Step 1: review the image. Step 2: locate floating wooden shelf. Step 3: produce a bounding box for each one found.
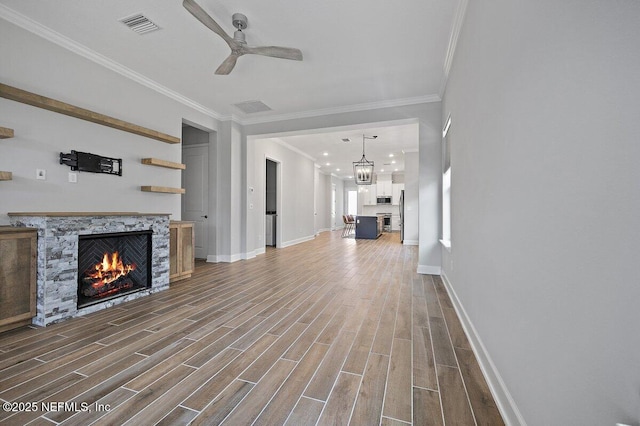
[0,126,14,139]
[141,186,185,194]
[1,127,15,179]
[0,83,180,144]
[141,158,186,170]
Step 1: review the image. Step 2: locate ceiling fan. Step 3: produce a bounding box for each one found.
[183,0,303,75]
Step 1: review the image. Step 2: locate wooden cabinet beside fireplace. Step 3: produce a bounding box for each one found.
[169,221,195,282]
[0,227,37,332]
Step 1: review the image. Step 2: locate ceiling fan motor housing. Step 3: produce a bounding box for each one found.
[232,13,247,43]
[232,13,248,30]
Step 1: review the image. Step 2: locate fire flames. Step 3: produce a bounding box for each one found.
[86,251,136,288]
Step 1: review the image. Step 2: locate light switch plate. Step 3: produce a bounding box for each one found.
[68,172,77,183]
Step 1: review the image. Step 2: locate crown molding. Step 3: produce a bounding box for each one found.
[0,3,223,121]
[238,94,442,126]
[440,0,469,97]
[273,138,316,162]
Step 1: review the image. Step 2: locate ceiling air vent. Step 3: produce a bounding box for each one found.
[233,100,272,114]
[119,14,160,35]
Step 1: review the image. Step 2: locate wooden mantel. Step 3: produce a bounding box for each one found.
[0,83,180,144]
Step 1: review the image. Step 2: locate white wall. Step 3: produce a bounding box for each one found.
[0,20,219,224]
[251,138,316,251]
[417,104,442,272]
[314,168,331,233]
[442,1,640,424]
[403,151,419,244]
[331,175,345,230]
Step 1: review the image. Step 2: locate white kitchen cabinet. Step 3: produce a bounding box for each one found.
[377,179,392,196]
[392,183,404,205]
[360,185,377,205]
[367,185,377,205]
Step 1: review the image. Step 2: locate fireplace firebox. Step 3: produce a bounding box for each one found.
[77,230,152,309]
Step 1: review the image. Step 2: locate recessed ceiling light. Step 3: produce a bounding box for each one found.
[391,160,396,164]
[394,168,398,171]
[323,152,328,156]
[380,169,385,172]
[389,154,394,158]
[348,176,353,179]
[336,168,340,171]
[326,163,330,166]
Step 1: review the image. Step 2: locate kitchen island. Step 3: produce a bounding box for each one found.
[355,215,383,239]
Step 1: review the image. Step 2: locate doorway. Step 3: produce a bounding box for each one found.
[265,158,278,247]
[182,124,212,259]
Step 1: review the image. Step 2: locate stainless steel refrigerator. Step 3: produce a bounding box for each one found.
[399,190,404,243]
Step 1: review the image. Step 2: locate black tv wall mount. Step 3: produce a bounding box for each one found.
[59,150,122,176]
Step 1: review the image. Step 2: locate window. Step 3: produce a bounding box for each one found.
[441,114,452,250]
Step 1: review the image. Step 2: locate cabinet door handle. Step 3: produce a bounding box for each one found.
[201,215,208,219]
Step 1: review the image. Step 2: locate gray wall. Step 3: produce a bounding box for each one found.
[182,125,210,146]
[442,0,640,424]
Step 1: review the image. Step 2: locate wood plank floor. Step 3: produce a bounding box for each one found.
[0,231,504,425]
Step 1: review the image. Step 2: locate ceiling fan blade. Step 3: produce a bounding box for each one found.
[183,0,234,46]
[215,53,240,75]
[243,45,303,61]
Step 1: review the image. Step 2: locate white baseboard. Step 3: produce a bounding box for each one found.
[403,239,419,246]
[254,247,266,256]
[440,272,527,426]
[241,251,256,260]
[281,234,315,248]
[206,253,244,263]
[416,264,441,275]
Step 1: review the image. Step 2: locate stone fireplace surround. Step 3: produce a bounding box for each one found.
[8,212,170,326]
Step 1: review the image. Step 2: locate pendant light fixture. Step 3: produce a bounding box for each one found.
[353,134,377,185]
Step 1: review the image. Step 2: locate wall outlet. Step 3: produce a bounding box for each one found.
[36,169,46,180]
[68,172,77,183]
